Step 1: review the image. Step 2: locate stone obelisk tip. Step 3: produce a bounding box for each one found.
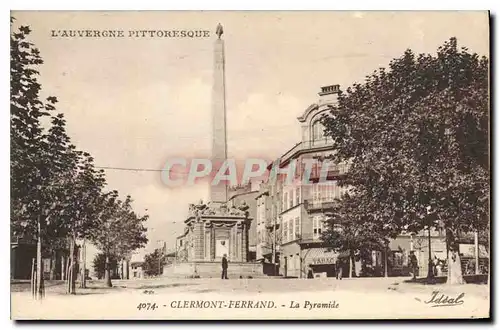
[216,23,223,39]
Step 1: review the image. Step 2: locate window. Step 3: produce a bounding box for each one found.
[295,187,300,205]
[311,181,342,205]
[288,219,293,242]
[313,215,324,239]
[283,221,288,243]
[294,217,300,239]
[289,190,294,208]
[283,192,288,211]
[312,121,326,142]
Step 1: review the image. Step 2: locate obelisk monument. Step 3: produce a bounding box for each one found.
[173,25,258,271]
[210,23,228,203]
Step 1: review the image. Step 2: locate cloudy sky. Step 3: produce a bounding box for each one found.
[12,11,488,262]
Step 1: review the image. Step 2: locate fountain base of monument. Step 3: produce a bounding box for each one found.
[169,200,264,278]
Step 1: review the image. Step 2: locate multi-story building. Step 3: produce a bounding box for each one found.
[255,179,284,275]
[271,84,350,278]
[250,85,346,278]
[255,182,269,262]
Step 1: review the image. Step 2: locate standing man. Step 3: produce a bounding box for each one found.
[432,256,439,277]
[221,254,228,279]
[409,251,418,281]
[335,257,343,280]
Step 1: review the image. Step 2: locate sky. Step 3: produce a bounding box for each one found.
[11,11,489,264]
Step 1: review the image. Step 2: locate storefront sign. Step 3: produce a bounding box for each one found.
[311,257,336,265]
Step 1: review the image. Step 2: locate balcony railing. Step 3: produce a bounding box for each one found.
[309,162,349,181]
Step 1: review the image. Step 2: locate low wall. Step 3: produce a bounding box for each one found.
[163,261,264,279]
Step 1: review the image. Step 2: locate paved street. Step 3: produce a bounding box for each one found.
[11,277,489,320]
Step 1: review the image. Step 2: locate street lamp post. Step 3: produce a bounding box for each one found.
[426,207,435,280]
[427,226,434,279]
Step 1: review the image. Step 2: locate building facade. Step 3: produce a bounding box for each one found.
[228,182,261,261]
[272,84,350,278]
[11,236,81,281]
[130,261,144,279]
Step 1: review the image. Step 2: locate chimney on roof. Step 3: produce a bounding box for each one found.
[318,84,340,106]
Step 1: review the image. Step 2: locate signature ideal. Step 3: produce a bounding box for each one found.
[423,291,465,307]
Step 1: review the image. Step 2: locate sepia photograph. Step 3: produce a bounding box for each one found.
[9,10,490,320]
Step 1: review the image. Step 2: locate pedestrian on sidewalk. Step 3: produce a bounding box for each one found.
[335,257,343,280]
[432,256,439,277]
[221,254,228,279]
[409,251,418,281]
[307,267,314,279]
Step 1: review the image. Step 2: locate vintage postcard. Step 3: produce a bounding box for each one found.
[10,11,490,320]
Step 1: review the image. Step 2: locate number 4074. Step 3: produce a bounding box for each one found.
[137,303,158,310]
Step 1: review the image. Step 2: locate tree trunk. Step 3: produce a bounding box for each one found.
[30,258,36,299]
[80,239,87,288]
[66,237,76,294]
[35,219,44,300]
[49,250,56,280]
[349,250,356,278]
[446,229,464,285]
[125,259,129,280]
[104,253,112,287]
[61,255,66,280]
[447,249,464,284]
[384,246,389,278]
[65,257,70,281]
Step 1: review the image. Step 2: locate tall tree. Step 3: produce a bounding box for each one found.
[56,151,107,293]
[322,38,489,284]
[143,248,166,277]
[89,194,148,287]
[10,19,65,299]
[11,17,149,297]
[92,252,119,280]
[322,192,392,277]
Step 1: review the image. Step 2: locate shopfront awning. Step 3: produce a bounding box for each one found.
[303,248,340,266]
